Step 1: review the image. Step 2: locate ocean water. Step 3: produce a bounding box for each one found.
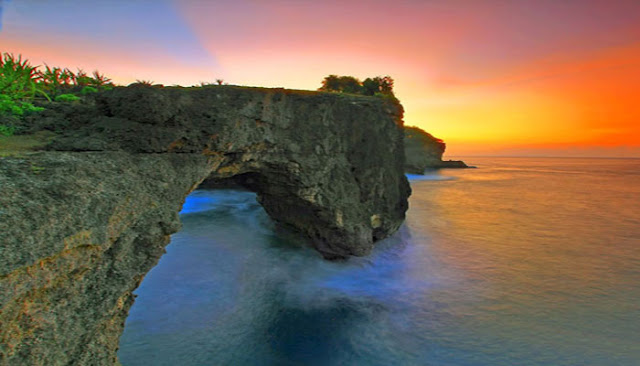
[118,157,640,366]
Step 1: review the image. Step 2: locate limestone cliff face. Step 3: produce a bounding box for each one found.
[403,125,468,173]
[0,85,410,365]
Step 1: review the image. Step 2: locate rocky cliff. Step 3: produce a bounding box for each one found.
[0,85,410,365]
[404,125,468,173]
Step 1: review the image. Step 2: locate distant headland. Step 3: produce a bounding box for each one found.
[403,125,469,173]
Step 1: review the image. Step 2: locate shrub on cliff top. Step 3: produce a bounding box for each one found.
[134,79,154,86]
[0,53,116,121]
[319,75,363,94]
[37,65,73,98]
[37,66,114,97]
[81,86,98,95]
[1,52,115,99]
[0,53,49,101]
[319,74,396,98]
[55,93,81,102]
[0,94,43,116]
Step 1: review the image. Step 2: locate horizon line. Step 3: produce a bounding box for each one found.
[446,155,640,159]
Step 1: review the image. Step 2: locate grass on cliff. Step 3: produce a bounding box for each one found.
[0,52,116,137]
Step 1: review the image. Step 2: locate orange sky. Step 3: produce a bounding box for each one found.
[1,0,639,157]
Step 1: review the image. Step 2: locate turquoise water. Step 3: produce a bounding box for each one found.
[118,158,640,365]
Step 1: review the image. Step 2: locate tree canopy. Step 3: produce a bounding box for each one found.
[362,76,394,96]
[319,75,395,97]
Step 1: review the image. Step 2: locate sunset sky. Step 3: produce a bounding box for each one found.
[1,0,639,157]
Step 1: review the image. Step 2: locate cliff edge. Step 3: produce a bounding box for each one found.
[0,85,410,365]
[404,125,468,173]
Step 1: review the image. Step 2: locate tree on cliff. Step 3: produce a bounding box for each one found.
[319,75,363,94]
[319,74,395,97]
[362,76,394,96]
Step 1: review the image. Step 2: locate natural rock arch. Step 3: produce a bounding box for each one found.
[0,86,410,365]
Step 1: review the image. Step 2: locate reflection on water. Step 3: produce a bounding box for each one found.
[119,158,640,366]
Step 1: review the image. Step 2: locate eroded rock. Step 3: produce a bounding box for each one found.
[0,85,410,365]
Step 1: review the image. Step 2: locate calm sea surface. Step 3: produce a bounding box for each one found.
[118,157,640,366]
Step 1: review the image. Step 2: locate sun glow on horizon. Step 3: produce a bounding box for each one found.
[2,0,640,157]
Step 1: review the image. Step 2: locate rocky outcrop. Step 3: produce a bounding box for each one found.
[0,85,410,365]
[403,125,468,173]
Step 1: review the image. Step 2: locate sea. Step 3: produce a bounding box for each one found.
[118,157,640,366]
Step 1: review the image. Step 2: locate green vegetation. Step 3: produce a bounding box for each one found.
[55,93,81,102]
[0,94,44,116]
[0,124,16,136]
[0,53,116,142]
[0,52,114,117]
[0,53,46,101]
[36,66,113,98]
[0,93,43,136]
[0,53,114,102]
[319,75,395,97]
[81,86,98,95]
